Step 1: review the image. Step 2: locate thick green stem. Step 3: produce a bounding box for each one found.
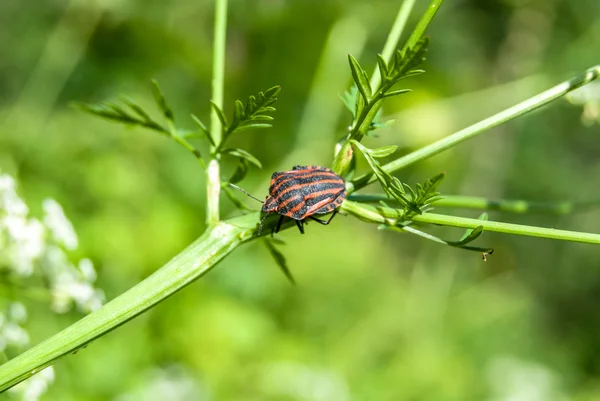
[206,0,228,225]
[341,200,600,244]
[0,216,258,392]
[348,65,600,193]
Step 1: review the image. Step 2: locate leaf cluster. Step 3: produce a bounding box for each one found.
[376,37,429,95]
[75,81,173,137]
[350,140,444,217]
[346,37,429,136]
[211,86,280,191]
[211,86,280,147]
[77,81,280,185]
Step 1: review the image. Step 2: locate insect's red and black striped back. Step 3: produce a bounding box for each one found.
[263,165,346,220]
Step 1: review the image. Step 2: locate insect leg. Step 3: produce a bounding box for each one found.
[308,210,338,225]
[295,219,305,234]
[272,215,285,236]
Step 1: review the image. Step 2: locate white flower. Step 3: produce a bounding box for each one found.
[0,303,30,353]
[0,175,28,217]
[486,356,566,401]
[0,173,105,399]
[114,365,210,401]
[0,174,46,276]
[260,362,350,401]
[566,81,600,104]
[78,258,97,282]
[44,247,105,314]
[8,366,55,401]
[42,198,78,250]
[2,217,45,276]
[566,81,600,126]
[9,302,28,323]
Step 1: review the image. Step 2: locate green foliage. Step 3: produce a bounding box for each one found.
[332,31,429,178]
[346,38,428,135]
[212,85,280,147]
[5,0,600,398]
[227,158,249,184]
[380,212,494,258]
[403,172,445,215]
[151,80,175,124]
[210,86,280,191]
[377,38,428,93]
[221,148,262,169]
[76,81,207,165]
[264,239,295,284]
[78,82,279,187]
[75,96,170,136]
[351,140,421,215]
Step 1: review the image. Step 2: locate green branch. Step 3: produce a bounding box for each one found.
[349,194,599,214]
[206,0,228,225]
[341,200,600,245]
[412,213,600,244]
[348,65,600,193]
[332,0,443,176]
[402,0,444,52]
[369,0,416,90]
[0,216,258,392]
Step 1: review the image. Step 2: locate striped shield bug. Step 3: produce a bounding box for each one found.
[230,165,346,235]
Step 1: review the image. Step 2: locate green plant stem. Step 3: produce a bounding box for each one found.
[349,194,598,214]
[0,216,258,392]
[370,0,417,90]
[206,0,228,225]
[412,213,600,243]
[340,200,600,244]
[332,0,442,176]
[348,65,600,193]
[402,0,443,52]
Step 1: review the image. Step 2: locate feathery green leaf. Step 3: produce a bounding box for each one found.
[222,148,262,169]
[151,80,174,123]
[264,240,295,285]
[348,54,372,103]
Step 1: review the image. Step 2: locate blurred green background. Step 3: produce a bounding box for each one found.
[2,0,600,399]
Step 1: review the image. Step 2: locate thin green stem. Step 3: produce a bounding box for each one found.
[402,0,444,52]
[341,200,600,244]
[206,0,228,225]
[332,0,443,176]
[413,213,600,244]
[433,195,590,214]
[387,224,493,255]
[348,65,600,193]
[210,0,227,148]
[348,194,599,215]
[370,0,417,90]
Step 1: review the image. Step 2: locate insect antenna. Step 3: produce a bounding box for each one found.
[257,212,271,236]
[228,183,270,235]
[228,183,264,204]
